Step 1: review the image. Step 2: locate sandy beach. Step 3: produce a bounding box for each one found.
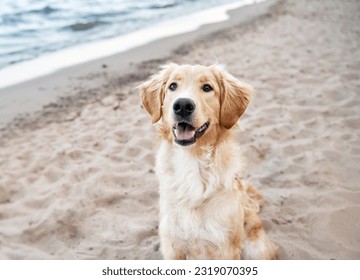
[0,0,359,260]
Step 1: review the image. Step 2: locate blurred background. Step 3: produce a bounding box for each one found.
[0,0,241,70]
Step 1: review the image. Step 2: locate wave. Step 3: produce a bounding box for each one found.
[65,21,109,32]
[0,0,260,89]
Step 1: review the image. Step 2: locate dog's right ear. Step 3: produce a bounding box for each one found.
[138,64,176,123]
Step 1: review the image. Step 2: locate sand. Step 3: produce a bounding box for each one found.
[0,0,359,259]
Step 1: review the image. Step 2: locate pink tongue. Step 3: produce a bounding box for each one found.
[175,126,195,140]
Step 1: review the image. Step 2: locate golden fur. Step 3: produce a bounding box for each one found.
[139,64,277,259]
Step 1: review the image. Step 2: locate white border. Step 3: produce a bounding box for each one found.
[0,260,358,280]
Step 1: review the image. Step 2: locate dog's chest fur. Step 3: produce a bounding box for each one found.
[156,141,244,251]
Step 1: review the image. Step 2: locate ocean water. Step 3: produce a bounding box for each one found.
[0,0,257,88]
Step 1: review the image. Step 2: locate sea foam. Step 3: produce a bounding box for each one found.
[0,0,261,89]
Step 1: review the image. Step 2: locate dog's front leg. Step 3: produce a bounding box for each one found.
[160,235,186,260]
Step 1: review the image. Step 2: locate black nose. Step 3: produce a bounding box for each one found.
[173,98,196,118]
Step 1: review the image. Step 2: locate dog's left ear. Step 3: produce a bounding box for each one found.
[217,67,253,129]
[138,64,176,123]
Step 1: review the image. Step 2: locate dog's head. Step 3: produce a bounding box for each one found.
[139,64,253,147]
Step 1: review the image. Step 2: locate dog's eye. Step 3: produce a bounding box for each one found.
[169,82,177,91]
[202,84,213,92]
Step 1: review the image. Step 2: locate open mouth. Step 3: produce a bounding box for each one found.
[172,121,209,146]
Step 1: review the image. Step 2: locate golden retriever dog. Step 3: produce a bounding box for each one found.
[139,64,277,260]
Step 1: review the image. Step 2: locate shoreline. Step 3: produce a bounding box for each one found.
[0,0,260,90]
[0,0,278,132]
